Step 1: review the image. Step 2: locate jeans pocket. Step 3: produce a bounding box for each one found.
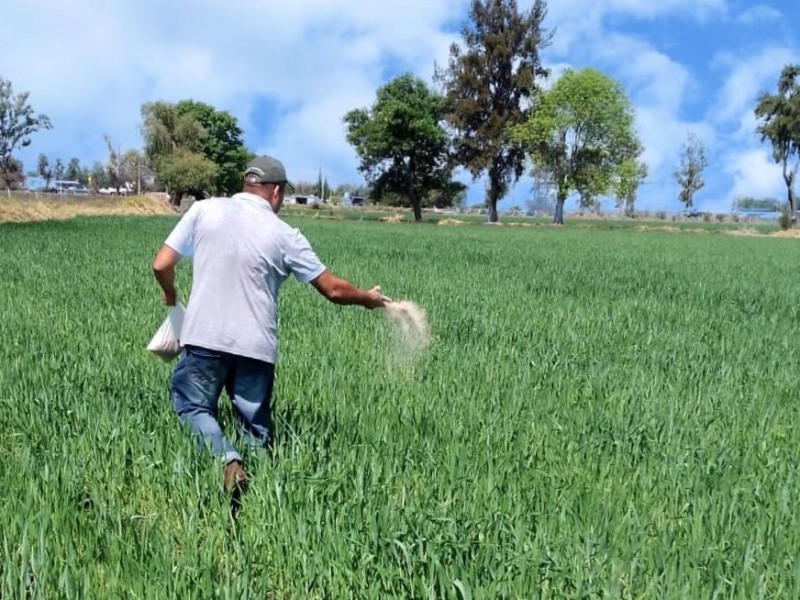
[185,345,224,360]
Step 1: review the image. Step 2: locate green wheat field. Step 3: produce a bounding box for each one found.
[1,215,799,598]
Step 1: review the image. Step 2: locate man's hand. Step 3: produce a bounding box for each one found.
[365,286,391,310]
[311,272,391,309]
[162,289,177,306]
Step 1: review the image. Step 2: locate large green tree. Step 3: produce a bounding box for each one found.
[344,73,453,221]
[673,133,707,211]
[755,64,800,228]
[0,77,51,195]
[510,68,643,224]
[174,100,250,196]
[435,0,550,222]
[158,148,217,201]
[141,101,217,205]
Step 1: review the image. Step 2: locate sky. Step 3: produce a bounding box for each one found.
[1,0,798,214]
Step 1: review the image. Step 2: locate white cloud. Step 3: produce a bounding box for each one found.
[0,0,462,184]
[539,0,728,55]
[735,4,782,24]
[2,0,797,216]
[722,147,788,205]
[712,46,798,124]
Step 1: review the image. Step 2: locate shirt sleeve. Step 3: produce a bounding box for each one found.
[164,204,199,257]
[284,228,326,283]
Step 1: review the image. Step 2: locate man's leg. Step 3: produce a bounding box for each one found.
[225,357,275,451]
[170,345,242,465]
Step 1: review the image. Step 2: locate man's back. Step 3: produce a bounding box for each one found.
[165,193,325,363]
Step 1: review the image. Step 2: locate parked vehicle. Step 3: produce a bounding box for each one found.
[54,180,90,196]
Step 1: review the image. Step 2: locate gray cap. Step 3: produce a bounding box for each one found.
[244,155,293,190]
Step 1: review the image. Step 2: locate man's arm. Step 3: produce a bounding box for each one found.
[152,245,182,306]
[310,271,389,310]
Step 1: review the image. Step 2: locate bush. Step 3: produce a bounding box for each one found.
[656,211,666,220]
[779,208,791,230]
[703,212,712,223]
[715,214,725,223]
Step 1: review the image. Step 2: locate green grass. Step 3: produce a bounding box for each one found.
[1,215,799,598]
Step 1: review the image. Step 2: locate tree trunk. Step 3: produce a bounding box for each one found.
[784,163,796,228]
[553,194,566,225]
[406,167,421,222]
[412,199,422,222]
[488,200,498,223]
[487,172,500,223]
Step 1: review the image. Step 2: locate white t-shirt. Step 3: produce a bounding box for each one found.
[164,192,326,363]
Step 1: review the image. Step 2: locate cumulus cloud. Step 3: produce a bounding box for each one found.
[734,4,783,24]
[0,0,462,182]
[712,46,798,125]
[723,148,787,204]
[2,0,798,214]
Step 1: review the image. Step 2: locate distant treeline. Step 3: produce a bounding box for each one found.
[734,197,782,212]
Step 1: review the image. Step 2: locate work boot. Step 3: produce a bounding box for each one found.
[223,460,249,494]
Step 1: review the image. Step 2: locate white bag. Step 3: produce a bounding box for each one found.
[147,303,185,361]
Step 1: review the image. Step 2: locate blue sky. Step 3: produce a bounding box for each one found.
[1,0,798,214]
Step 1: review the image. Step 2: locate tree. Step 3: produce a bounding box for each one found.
[104,135,122,192]
[120,149,147,194]
[89,161,110,191]
[158,148,217,202]
[615,156,648,217]
[755,64,800,227]
[344,73,454,221]
[3,158,25,190]
[315,169,324,198]
[66,157,81,181]
[435,0,550,223]
[142,101,207,205]
[53,158,65,182]
[673,133,707,210]
[510,68,643,224]
[526,164,556,215]
[426,180,468,209]
[0,77,52,195]
[174,100,250,196]
[37,153,53,189]
[142,100,248,204]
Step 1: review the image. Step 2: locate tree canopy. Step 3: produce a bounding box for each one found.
[510,68,643,224]
[755,64,800,227]
[174,100,250,196]
[436,0,550,222]
[142,100,235,205]
[344,73,454,221]
[673,133,708,210]
[0,77,52,194]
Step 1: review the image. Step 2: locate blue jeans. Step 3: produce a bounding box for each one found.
[170,345,275,464]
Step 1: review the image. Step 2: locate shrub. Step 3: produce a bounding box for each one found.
[779,208,791,230]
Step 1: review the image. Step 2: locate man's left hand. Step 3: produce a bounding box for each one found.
[162,289,177,306]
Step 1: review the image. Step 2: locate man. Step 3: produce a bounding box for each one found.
[152,155,388,494]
